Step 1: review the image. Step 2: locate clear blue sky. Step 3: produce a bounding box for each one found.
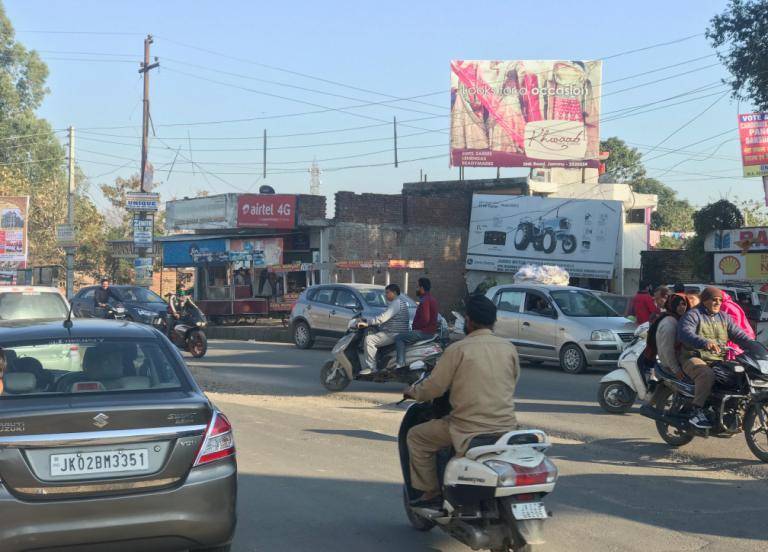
[5,0,759,214]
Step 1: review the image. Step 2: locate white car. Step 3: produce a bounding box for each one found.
[0,286,70,321]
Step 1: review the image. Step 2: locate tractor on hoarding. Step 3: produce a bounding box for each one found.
[514,215,577,254]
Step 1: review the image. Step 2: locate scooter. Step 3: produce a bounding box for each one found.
[320,314,444,392]
[597,323,651,414]
[153,302,209,358]
[400,392,557,551]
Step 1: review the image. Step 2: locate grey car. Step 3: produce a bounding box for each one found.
[483,284,636,374]
[0,319,236,552]
[290,284,423,349]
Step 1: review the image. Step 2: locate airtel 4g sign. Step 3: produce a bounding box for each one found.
[237,194,296,229]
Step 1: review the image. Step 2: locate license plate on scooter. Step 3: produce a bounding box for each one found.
[511,502,548,520]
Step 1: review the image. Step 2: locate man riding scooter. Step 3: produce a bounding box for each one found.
[678,286,753,429]
[403,295,520,508]
[357,284,410,375]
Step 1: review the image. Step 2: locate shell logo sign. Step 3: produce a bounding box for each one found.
[718,255,741,276]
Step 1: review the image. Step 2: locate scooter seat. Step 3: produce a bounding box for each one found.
[413,336,438,346]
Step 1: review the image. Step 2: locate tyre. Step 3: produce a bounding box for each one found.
[402,486,435,531]
[598,381,636,414]
[320,360,350,392]
[559,344,587,374]
[514,223,533,250]
[540,229,557,253]
[561,234,577,254]
[293,320,315,349]
[743,400,768,462]
[188,331,208,358]
[653,387,694,447]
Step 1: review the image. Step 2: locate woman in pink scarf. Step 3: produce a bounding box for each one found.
[722,292,755,357]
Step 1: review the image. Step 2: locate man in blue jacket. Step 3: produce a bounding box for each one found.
[677,286,753,429]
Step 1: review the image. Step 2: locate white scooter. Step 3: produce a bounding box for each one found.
[400,393,557,551]
[597,323,651,414]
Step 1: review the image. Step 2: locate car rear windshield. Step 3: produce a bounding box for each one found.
[0,292,69,320]
[0,338,184,398]
[550,290,620,317]
[360,290,416,308]
[114,287,166,304]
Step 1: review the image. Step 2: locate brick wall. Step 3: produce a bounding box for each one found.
[335,192,403,224]
[328,178,529,312]
[297,194,326,224]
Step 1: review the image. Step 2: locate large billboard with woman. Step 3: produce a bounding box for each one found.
[450,60,602,168]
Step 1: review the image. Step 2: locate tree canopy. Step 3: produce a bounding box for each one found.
[708,0,768,110]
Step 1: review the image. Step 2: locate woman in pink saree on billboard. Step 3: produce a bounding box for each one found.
[450,62,490,150]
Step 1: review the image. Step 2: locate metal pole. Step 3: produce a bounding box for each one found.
[66,126,75,299]
[263,129,267,178]
[393,116,398,168]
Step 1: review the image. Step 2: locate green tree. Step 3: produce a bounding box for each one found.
[600,137,646,182]
[600,138,695,231]
[733,196,768,226]
[707,0,768,110]
[0,2,108,277]
[688,199,745,279]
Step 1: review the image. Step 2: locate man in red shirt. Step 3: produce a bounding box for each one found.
[629,281,658,325]
[394,278,439,368]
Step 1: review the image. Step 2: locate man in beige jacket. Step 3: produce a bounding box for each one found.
[404,295,520,507]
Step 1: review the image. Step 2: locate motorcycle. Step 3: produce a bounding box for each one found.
[598,323,651,414]
[399,392,557,552]
[153,302,209,358]
[99,303,127,320]
[320,314,444,392]
[639,340,768,462]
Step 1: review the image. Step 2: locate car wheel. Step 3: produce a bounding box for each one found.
[559,344,587,374]
[293,320,315,349]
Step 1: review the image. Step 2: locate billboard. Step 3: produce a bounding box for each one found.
[229,238,283,267]
[166,194,236,230]
[237,194,296,228]
[738,113,768,177]
[162,238,228,267]
[465,195,622,279]
[713,252,768,283]
[705,227,768,253]
[450,60,602,168]
[0,197,29,281]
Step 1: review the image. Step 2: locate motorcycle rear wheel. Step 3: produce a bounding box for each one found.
[653,387,694,447]
[320,360,350,392]
[743,400,768,463]
[402,486,435,532]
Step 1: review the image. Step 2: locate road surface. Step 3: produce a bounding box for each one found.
[188,340,768,551]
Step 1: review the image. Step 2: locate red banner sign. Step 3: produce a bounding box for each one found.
[237,194,296,228]
[739,113,768,177]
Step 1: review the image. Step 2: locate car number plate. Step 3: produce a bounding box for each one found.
[511,502,548,520]
[50,449,149,477]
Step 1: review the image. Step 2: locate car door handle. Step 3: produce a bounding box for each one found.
[522,322,530,327]
[330,310,336,315]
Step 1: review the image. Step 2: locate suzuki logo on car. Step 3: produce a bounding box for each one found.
[92,413,110,428]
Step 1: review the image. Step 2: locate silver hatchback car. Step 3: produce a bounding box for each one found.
[482,284,636,374]
[290,284,421,349]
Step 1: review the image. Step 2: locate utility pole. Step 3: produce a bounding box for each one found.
[139,34,159,192]
[136,34,159,288]
[66,126,75,299]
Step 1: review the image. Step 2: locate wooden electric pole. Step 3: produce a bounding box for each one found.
[65,126,75,299]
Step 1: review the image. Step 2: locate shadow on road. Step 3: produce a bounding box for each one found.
[306,428,398,443]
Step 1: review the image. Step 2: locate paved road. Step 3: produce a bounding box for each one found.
[188,340,768,551]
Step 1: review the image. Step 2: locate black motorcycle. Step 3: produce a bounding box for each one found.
[640,341,768,462]
[154,302,208,358]
[96,302,127,320]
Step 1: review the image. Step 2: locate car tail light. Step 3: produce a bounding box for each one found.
[194,411,236,466]
[484,458,558,487]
